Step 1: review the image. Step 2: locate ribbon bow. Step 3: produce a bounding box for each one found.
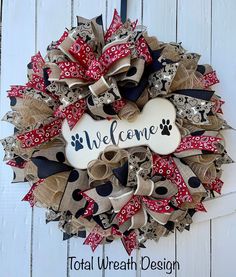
[58,37,131,82]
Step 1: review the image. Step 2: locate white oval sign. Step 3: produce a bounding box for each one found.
[62,98,181,169]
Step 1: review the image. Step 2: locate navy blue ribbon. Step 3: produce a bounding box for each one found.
[120,0,127,23]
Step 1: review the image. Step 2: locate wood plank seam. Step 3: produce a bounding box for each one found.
[175,0,178,43]
[67,239,70,277]
[175,1,178,276]
[137,1,143,275]
[71,0,74,28]
[209,217,215,277]
[30,0,38,276]
[210,1,213,275]
[68,2,74,277]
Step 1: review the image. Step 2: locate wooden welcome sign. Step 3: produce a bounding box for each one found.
[62,98,181,169]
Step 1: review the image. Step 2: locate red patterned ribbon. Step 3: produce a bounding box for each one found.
[104,9,123,42]
[204,178,224,194]
[152,154,193,205]
[6,160,27,168]
[212,98,225,114]
[68,37,96,69]
[58,62,88,81]
[83,229,104,252]
[175,136,222,153]
[111,226,123,237]
[121,231,138,256]
[22,179,44,207]
[54,99,87,129]
[56,31,69,48]
[59,42,131,81]
[26,74,46,93]
[112,98,127,113]
[7,85,26,98]
[195,202,207,212]
[26,74,59,100]
[104,9,140,73]
[202,71,219,88]
[116,195,142,225]
[80,192,95,217]
[87,43,130,80]
[84,226,137,255]
[135,37,153,64]
[131,20,138,30]
[142,196,174,213]
[17,119,62,148]
[116,195,174,226]
[31,52,45,75]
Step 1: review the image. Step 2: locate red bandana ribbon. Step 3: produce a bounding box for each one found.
[31,52,45,75]
[152,154,193,205]
[80,192,96,217]
[59,41,131,81]
[204,178,224,194]
[83,229,104,252]
[175,136,221,153]
[201,71,219,88]
[6,160,27,168]
[116,195,142,225]
[84,226,137,255]
[116,195,174,226]
[8,85,27,98]
[54,99,87,129]
[212,98,225,114]
[121,231,138,256]
[17,119,63,148]
[26,74,46,93]
[135,37,153,64]
[104,9,123,42]
[22,179,44,207]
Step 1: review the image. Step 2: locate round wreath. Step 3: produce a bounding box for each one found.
[1,10,233,255]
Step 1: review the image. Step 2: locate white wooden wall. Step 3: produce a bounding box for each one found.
[1,0,236,276]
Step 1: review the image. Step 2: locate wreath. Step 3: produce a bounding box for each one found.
[1,10,233,255]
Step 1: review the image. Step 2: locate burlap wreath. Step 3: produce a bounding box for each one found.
[1,10,233,255]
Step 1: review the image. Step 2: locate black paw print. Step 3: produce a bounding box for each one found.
[71,134,84,151]
[160,119,172,136]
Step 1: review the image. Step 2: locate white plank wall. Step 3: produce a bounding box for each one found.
[1,1,236,277]
[0,1,35,277]
[141,2,177,277]
[176,1,211,277]
[32,2,71,277]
